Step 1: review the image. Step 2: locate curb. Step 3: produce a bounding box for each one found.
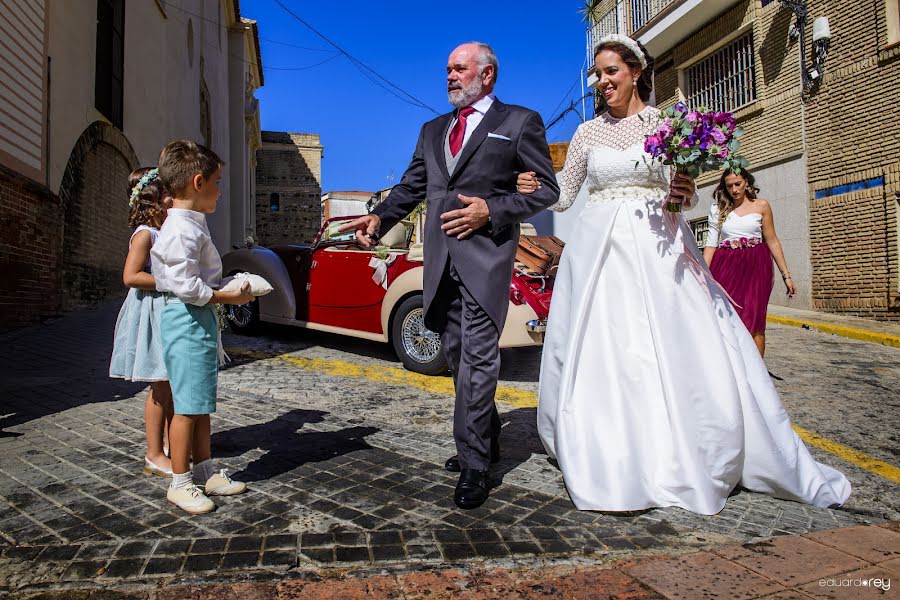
[767,315,900,349]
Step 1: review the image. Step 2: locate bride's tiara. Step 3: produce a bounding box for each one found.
[596,34,648,69]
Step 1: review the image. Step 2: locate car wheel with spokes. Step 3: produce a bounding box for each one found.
[224,297,260,335]
[391,295,447,375]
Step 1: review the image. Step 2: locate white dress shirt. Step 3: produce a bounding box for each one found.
[448,93,495,150]
[151,208,222,306]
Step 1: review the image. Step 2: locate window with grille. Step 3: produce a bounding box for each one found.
[689,217,709,249]
[685,33,756,113]
[95,0,124,129]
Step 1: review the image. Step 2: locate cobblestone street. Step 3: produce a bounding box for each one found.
[0,301,897,596]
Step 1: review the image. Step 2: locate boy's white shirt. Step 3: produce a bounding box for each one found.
[151,208,222,306]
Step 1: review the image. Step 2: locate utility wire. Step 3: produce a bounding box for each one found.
[271,0,440,115]
[546,93,593,131]
[163,5,340,71]
[161,1,338,56]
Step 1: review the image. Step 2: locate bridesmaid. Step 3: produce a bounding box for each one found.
[703,168,796,357]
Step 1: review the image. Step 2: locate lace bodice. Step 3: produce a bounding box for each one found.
[551,106,691,211]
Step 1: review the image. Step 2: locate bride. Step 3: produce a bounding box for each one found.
[516,34,850,515]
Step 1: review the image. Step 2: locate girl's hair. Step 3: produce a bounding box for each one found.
[594,39,655,102]
[127,167,168,229]
[713,167,760,229]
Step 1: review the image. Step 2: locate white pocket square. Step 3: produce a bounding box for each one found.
[487,132,511,141]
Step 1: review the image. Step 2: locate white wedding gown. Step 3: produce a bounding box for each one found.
[538,106,850,515]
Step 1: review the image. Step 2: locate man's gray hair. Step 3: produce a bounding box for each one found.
[467,41,499,82]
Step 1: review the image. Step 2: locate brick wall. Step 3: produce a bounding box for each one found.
[654,0,804,188]
[255,131,323,245]
[645,0,900,320]
[804,0,900,321]
[0,165,62,330]
[61,142,134,311]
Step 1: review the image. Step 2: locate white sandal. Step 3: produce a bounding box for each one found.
[143,456,173,477]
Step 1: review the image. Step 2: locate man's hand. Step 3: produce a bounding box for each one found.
[440,194,490,240]
[337,214,382,249]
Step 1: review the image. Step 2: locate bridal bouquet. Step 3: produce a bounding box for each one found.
[643,102,748,212]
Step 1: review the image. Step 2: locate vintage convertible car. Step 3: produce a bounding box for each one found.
[222,216,553,375]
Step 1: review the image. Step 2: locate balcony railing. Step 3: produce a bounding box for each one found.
[586,0,678,65]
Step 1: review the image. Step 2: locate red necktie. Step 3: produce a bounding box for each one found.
[449,107,476,157]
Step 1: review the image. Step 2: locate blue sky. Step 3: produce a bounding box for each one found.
[242,0,591,192]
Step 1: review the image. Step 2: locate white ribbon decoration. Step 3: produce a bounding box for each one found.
[368,255,397,289]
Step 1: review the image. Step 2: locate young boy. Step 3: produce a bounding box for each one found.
[152,140,253,514]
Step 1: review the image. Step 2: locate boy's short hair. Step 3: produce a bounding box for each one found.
[158,140,223,194]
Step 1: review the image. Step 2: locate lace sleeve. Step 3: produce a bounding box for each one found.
[548,123,588,212]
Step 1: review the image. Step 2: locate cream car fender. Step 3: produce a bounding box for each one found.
[380,265,424,338]
[221,247,295,320]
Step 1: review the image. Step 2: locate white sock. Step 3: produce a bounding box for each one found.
[194,459,215,483]
[171,471,193,489]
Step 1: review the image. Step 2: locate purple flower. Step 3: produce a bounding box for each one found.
[710,127,727,144]
[685,111,701,124]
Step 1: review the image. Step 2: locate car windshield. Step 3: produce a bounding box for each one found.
[320,220,359,245]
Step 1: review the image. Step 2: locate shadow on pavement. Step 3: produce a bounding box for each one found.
[212,408,379,482]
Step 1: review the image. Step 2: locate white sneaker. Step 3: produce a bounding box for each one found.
[167,483,215,514]
[202,469,247,496]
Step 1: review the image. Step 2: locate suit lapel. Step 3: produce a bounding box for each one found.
[449,99,510,184]
[433,113,454,181]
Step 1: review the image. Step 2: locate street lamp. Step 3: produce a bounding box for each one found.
[779,0,831,96]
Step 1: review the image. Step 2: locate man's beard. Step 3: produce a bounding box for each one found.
[448,74,484,108]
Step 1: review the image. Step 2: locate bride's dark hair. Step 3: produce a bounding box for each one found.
[593,39,654,102]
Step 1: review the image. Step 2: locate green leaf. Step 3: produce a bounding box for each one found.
[733,127,744,138]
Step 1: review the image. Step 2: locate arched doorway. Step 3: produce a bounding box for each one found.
[58,121,139,310]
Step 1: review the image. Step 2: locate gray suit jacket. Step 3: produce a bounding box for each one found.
[372,99,560,331]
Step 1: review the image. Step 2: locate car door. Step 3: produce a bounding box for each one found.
[307,244,388,334]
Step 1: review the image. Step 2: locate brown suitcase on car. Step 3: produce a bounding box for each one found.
[516,234,565,275]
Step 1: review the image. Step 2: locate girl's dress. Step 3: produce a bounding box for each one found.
[109,225,168,382]
[707,206,773,335]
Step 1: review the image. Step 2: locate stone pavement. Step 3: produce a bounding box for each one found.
[0,302,896,596]
[10,522,900,598]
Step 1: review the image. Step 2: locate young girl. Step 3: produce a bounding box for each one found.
[109,167,174,477]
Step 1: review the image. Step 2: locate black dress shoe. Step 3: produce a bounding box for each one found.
[445,439,500,472]
[454,469,488,509]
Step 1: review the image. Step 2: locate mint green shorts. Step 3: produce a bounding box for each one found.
[160,298,218,415]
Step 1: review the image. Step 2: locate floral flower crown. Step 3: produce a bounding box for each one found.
[597,34,647,69]
[129,168,159,209]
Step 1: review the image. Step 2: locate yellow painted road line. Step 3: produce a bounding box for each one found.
[227,347,900,484]
[767,315,900,349]
[792,425,900,484]
[227,347,539,408]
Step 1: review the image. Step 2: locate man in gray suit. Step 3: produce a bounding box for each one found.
[341,42,559,509]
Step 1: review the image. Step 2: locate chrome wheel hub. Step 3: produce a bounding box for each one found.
[226,303,253,327]
[401,308,441,363]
